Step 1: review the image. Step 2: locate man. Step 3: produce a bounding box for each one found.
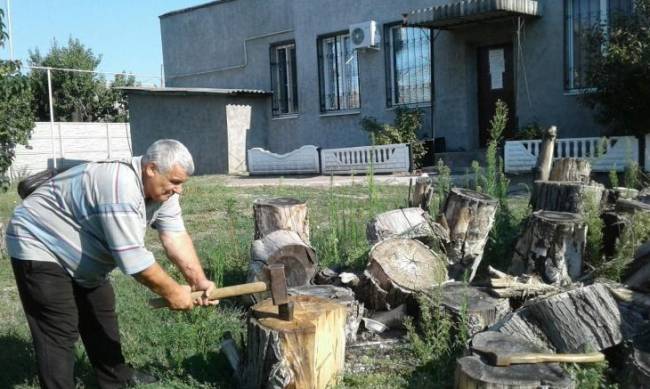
[5,139,217,388]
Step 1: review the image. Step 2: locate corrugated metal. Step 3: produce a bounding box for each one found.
[118,86,271,97]
[407,0,541,29]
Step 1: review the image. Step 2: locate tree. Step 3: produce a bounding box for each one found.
[29,38,136,123]
[0,9,35,189]
[582,0,650,135]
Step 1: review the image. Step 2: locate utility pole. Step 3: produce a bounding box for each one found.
[47,68,57,169]
[6,0,14,60]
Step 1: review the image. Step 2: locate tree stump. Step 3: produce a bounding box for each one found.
[510,211,586,285]
[438,282,511,336]
[253,197,310,243]
[532,180,605,213]
[492,283,627,352]
[249,230,317,291]
[366,207,449,249]
[408,175,434,211]
[288,284,363,344]
[548,158,591,183]
[442,188,498,282]
[456,331,572,389]
[360,238,447,310]
[240,295,346,389]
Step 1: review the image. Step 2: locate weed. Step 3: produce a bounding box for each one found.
[609,166,620,188]
[596,212,650,281]
[624,161,640,189]
[566,360,617,389]
[583,192,605,268]
[484,100,508,198]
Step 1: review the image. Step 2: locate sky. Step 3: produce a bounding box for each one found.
[0,0,209,85]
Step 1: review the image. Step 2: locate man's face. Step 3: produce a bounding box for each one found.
[143,162,188,202]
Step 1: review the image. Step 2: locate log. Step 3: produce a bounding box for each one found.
[623,240,650,293]
[622,329,650,389]
[288,284,363,344]
[492,283,629,352]
[253,197,310,243]
[532,180,605,214]
[615,198,650,214]
[366,207,449,248]
[361,238,447,310]
[408,175,434,211]
[535,125,557,182]
[240,295,346,389]
[548,157,591,183]
[442,188,498,282]
[438,282,511,336]
[456,331,572,389]
[602,211,630,257]
[510,210,587,285]
[249,230,318,291]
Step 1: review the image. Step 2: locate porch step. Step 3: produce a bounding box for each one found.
[422,151,487,174]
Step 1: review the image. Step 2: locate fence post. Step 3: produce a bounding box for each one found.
[106,123,112,159]
[58,122,64,159]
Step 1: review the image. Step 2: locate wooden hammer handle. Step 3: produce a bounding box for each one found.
[149,281,268,309]
[505,352,605,366]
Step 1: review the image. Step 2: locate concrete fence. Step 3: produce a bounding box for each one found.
[9,122,132,179]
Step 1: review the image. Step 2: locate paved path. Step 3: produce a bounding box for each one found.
[223,174,424,187]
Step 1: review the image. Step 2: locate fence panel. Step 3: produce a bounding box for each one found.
[320,143,410,174]
[9,122,132,179]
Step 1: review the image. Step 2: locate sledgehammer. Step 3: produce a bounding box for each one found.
[148,264,294,320]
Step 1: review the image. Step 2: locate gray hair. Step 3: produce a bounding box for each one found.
[142,139,195,175]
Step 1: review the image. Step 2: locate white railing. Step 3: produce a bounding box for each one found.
[320,143,410,174]
[247,145,320,175]
[505,136,638,173]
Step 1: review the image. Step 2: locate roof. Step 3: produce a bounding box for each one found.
[406,0,542,29]
[118,86,271,97]
[159,0,235,19]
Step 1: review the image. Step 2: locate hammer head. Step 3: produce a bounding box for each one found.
[266,264,294,321]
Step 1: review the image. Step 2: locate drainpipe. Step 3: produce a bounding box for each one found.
[430,26,435,152]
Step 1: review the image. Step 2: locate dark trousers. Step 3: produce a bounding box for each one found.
[11,258,132,389]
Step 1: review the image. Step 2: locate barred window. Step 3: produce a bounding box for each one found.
[386,25,431,106]
[317,33,360,112]
[564,0,633,90]
[270,42,298,116]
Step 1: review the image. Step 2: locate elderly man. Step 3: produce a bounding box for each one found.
[5,139,216,388]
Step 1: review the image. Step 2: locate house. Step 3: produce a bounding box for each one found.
[129,0,633,173]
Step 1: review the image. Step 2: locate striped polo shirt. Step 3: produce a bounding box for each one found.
[5,156,186,288]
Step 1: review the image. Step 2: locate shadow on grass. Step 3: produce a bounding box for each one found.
[0,335,37,387]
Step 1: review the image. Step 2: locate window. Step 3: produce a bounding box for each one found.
[565,0,633,90]
[386,25,431,106]
[270,42,298,116]
[317,33,360,112]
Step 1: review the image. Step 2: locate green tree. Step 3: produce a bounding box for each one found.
[29,38,135,122]
[582,0,650,135]
[0,9,35,189]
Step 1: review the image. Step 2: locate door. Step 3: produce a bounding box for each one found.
[477,44,515,147]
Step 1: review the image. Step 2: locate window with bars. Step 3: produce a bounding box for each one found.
[317,33,360,112]
[270,42,298,116]
[385,25,431,107]
[564,0,633,91]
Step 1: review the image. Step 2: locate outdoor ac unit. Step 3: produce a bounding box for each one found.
[349,21,380,50]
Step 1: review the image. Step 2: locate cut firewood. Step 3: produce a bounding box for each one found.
[366,207,449,249]
[456,331,572,388]
[368,304,408,331]
[288,284,363,344]
[616,198,650,214]
[253,197,310,243]
[240,295,346,389]
[492,283,629,353]
[408,175,434,211]
[249,230,317,293]
[532,180,605,214]
[548,158,591,183]
[510,210,586,285]
[443,188,498,282]
[602,211,630,257]
[437,282,511,336]
[622,329,650,389]
[360,238,447,310]
[623,240,650,293]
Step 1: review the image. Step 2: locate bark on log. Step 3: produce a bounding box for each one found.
[253,197,310,243]
[510,211,586,285]
[615,198,650,214]
[438,282,511,336]
[361,238,447,310]
[548,158,591,183]
[442,188,498,282]
[491,283,629,352]
[249,230,318,291]
[535,126,557,182]
[240,295,346,389]
[409,175,434,211]
[623,241,650,293]
[532,180,605,214]
[456,331,572,389]
[366,207,449,249]
[288,284,363,344]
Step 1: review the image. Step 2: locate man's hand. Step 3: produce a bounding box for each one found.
[166,285,195,310]
[192,279,219,306]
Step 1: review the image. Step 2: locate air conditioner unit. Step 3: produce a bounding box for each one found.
[349,21,380,50]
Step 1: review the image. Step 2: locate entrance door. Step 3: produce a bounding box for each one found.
[477,44,515,146]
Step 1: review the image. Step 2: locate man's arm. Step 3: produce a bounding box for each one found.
[159,230,217,305]
[134,262,194,310]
